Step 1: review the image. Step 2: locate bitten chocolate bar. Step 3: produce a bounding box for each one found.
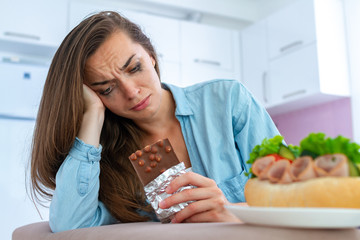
[129,139,180,186]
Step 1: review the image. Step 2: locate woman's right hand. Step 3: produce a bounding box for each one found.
[77,84,105,147]
[83,84,105,113]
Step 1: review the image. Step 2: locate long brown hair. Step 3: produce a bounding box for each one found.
[30,11,160,222]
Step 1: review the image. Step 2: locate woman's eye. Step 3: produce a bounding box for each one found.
[101,86,112,95]
[130,63,141,73]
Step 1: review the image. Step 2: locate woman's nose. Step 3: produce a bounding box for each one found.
[120,80,140,100]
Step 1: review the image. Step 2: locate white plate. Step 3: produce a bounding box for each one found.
[226,206,360,229]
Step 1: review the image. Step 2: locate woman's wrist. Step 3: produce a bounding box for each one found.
[77,107,105,147]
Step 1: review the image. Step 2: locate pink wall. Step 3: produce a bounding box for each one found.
[270,98,353,145]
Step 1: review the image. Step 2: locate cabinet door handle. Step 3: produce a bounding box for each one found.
[279,40,303,53]
[282,89,306,99]
[262,71,268,103]
[4,31,40,41]
[0,114,36,121]
[2,56,47,66]
[194,58,221,66]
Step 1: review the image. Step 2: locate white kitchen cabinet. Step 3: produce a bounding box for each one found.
[181,21,233,71]
[267,0,349,115]
[268,44,319,106]
[0,61,47,119]
[267,0,316,60]
[0,0,68,58]
[241,20,268,107]
[180,21,240,86]
[241,0,349,115]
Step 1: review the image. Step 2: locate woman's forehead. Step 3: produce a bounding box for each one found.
[86,33,144,66]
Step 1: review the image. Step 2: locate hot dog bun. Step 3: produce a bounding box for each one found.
[244,177,360,208]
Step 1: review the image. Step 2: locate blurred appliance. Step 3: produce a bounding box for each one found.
[0,59,49,239]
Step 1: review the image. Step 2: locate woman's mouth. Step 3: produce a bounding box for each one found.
[131,95,151,111]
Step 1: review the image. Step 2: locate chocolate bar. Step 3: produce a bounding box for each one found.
[129,139,180,186]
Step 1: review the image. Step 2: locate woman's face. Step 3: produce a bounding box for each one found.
[84,31,162,122]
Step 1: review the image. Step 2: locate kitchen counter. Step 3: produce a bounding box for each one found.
[12,221,360,240]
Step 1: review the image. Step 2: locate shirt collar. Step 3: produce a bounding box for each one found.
[162,83,194,116]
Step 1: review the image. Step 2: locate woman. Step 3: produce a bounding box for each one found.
[30,11,280,232]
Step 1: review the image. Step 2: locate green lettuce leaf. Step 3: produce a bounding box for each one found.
[300,133,360,163]
[247,135,284,165]
[288,144,301,159]
[247,135,300,165]
[245,133,360,178]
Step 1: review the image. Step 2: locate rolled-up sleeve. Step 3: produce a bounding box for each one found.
[49,137,116,233]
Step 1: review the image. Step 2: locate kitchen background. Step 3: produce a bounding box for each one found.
[1,0,359,239]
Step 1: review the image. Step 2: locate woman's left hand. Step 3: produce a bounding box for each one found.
[159,172,241,223]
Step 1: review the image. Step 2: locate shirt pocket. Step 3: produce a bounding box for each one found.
[217,170,249,203]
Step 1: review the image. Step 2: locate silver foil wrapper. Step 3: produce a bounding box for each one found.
[144,162,194,223]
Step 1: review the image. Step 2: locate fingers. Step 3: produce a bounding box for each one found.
[160,172,221,209]
[180,208,242,224]
[171,198,241,223]
[165,172,217,194]
[159,185,225,209]
[170,198,226,223]
[82,84,104,112]
[159,172,238,223]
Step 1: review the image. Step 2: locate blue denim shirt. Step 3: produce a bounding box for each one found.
[49,79,280,232]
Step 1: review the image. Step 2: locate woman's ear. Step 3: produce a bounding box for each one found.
[151,56,156,67]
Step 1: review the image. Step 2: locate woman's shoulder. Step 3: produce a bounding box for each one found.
[165,79,245,97]
[188,79,251,99]
[185,79,242,91]
[163,79,251,107]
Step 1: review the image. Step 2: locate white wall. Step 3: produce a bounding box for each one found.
[343,0,360,143]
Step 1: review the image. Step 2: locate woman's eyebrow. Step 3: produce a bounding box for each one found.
[120,54,136,71]
[90,54,136,86]
[91,80,111,86]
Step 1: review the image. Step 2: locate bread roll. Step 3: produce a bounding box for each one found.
[244,177,360,208]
